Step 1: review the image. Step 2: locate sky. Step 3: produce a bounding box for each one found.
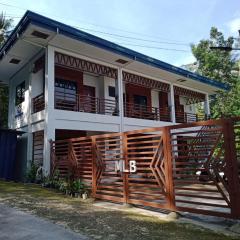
[1,0,240,67]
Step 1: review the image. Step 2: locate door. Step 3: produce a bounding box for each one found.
[159,91,170,121]
[133,95,148,118]
[175,95,185,123]
[83,85,96,113]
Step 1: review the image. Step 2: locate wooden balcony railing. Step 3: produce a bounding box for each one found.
[55,91,118,116]
[32,93,45,113]
[124,102,171,122]
[175,111,209,123]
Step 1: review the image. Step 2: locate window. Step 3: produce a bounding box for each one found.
[55,78,77,101]
[15,81,25,105]
[133,95,147,106]
[108,86,115,98]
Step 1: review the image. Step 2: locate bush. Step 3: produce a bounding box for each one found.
[26,162,39,183]
[41,168,89,197]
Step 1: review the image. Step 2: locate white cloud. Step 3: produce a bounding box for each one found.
[227,17,240,34]
[173,54,196,67]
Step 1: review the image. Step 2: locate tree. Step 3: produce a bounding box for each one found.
[0,12,13,45]
[191,27,240,118]
[0,12,13,128]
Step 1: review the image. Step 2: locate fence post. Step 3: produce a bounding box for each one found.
[163,127,176,211]
[222,119,240,219]
[122,132,129,204]
[91,136,97,198]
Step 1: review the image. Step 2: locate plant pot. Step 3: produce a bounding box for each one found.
[65,190,70,195]
[82,193,88,200]
[74,192,80,198]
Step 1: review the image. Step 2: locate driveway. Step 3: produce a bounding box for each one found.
[0,204,88,240]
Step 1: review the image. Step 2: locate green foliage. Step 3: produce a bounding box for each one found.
[0,12,13,45]
[0,12,12,128]
[70,179,86,194]
[191,27,240,118]
[0,86,8,128]
[26,162,39,183]
[41,169,88,197]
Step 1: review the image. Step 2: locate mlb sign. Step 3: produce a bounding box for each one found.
[115,160,137,173]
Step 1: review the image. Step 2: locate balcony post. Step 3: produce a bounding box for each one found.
[170,84,176,123]
[204,93,210,119]
[43,45,55,175]
[117,67,124,132]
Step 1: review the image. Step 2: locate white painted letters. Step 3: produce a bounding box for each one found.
[115,160,137,173]
[129,160,136,173]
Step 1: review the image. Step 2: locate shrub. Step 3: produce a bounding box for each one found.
[26,162,39,183]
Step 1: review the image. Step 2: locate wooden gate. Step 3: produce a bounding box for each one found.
[168,119,240,218]
[92,133,124,203]
[51,118,240,219]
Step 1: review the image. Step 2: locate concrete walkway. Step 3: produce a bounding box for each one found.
[0,204,88,240]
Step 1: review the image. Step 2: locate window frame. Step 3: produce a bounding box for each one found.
[15,81,25,106]
[55,78,77,102]
[108,86,116,98]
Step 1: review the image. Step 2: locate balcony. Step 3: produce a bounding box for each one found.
[124,102,171,122]
[175,111,209,123]
[32,93,45,113]
[55,91,118,116]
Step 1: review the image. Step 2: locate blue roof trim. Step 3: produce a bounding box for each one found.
[0,10,229,91]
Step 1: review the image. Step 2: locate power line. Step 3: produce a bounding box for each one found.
[0,2,26,11]
[0,1,191,45]
[77,26,190,46]
[112,41,190,52]
[0,1,191,52]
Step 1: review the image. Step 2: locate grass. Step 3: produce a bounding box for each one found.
[0,180,238,240]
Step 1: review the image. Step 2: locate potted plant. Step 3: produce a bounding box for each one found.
[71,179,82,197]
[82,190,88,200]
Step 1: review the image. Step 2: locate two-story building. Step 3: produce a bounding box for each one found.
[0,11,228,175]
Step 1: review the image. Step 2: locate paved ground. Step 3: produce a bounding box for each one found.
[0,204,88,240]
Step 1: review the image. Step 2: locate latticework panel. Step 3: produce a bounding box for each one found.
[94,133,124,202]
[125,131,169,208]
[170,123,231,217]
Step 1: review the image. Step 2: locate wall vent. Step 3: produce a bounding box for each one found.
[9,58,21,64]
[115,59,128,64]
[177,79,187,83]
[31,30,49,39]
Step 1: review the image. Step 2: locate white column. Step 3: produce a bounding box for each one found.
[204,93,210,116]
[26,70,33,168]
[170,84,176,123]
[117,67,124,132]
[43,45,55,175]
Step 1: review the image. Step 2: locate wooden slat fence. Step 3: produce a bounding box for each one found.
[51,117,240,219]
[32,130,44,166]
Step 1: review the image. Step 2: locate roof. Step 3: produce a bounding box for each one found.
[0,10,229,91]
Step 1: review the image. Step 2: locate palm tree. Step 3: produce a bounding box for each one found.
[0,12,13,45]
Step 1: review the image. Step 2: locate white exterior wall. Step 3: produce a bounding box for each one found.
[104,76,116,100]
[31,69,44,98]
[7,51,45,170]
[83,73,101,97]
[151,90,159,109]
[179,96,196,114]
[83,74,116,100]
[9,64,30,129]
